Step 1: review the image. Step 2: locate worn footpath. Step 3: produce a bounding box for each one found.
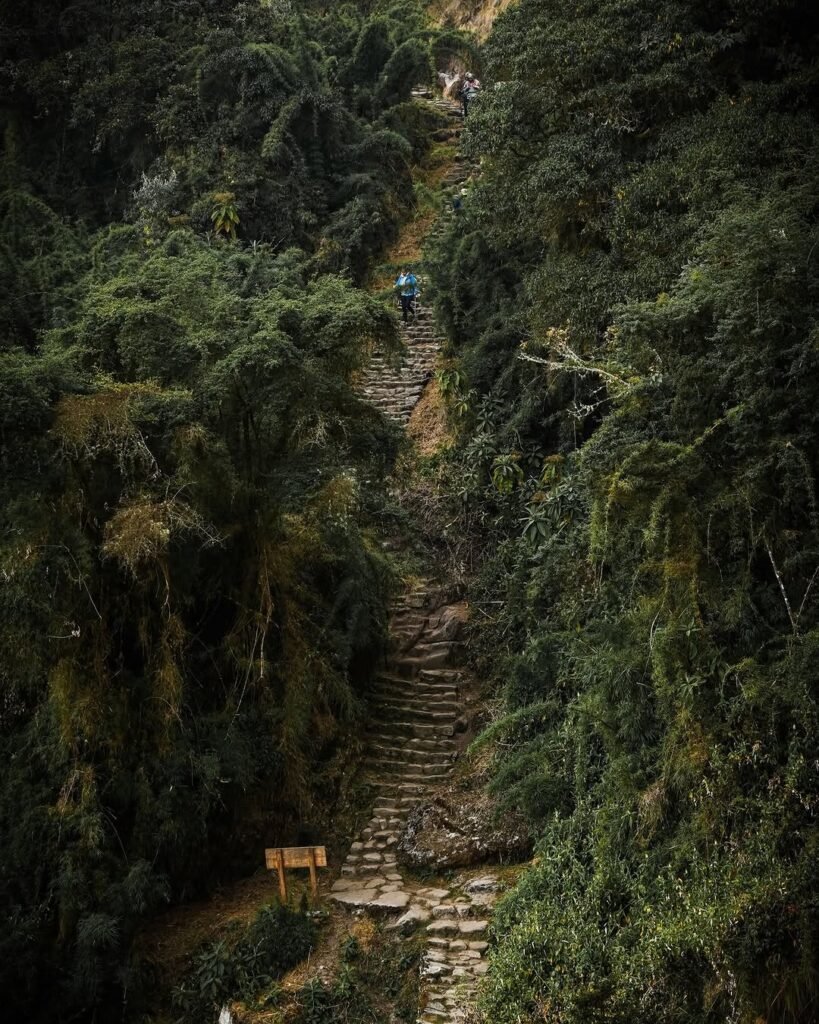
[330,93,501,1024]
[330,585,501,1023]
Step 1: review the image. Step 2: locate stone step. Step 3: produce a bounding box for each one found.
[390,612,454,633]
[375,682,461,703]
[405,638,464,655]
[363,384,428,396]
[374,790,422,806]
[371,800,419,818]
[367,356,435,369]
[362,369,433,380]
[371,806,411,821]
[408,638,462,653]
[368,745,456,770]
[369,768,452,785]
[376,673,459,695]
[390,624,427,641]
[372,778,431,795]
[372,688,456,712]
[362,380,430,390]
[364,395,425,407]
[372,692,460,708]
[369,733,457,753]
[367,389,430,399]
[393,592,435,610]
[392,649,463,677]
[368,802,413,819]
[369,739,456,761]
[396,587,440,602]
[362,365,435,377]
[367,753,455,774]
[331,888,412,914]
[426,918,489,938]
[341,862,386,877]
[362,377,428,389]
[376,371,432,381]
[390,607,431,623]
[390,629,463,652]
[368,720,455,740]
[430,901,485,920]
[372,703,459,726]
[373,692,461,713]
[418,668,463,683]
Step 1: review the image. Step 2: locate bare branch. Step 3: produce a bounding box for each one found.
[518,344,632,389]
[766,544,797,634]
[795,562,819,630]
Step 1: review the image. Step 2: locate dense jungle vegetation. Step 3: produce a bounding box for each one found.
[428,0,819,1022]
[4,0,819,1022]
[0,1,466,1019]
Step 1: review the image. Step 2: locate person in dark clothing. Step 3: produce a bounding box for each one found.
[452,187,468,215]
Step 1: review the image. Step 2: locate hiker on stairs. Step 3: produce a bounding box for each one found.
[460,72,481,118]
[395,267,419,324]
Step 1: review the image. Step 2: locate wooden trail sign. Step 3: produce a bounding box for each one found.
[265,845,327,901]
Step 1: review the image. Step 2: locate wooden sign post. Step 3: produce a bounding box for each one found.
[264,845,327,902]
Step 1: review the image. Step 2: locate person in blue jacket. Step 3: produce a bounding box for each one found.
[395,267,419,323]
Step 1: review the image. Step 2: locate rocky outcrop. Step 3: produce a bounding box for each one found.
[398,792,531,870]
[429,0,516,41]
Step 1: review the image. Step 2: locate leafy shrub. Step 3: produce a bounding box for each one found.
[288,927,422,1024]
[427,0,819,1021]
[172,902,316,1019]
[0,0,458,1018]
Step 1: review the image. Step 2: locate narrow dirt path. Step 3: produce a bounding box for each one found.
[331,93,503,1024]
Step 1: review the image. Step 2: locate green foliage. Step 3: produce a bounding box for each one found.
[491,453,523,495]
[210,192,240,239]
[428,1,819,1022]
[287,927,422,1024]
[0,1,452,1020]
[172,902,315,1020]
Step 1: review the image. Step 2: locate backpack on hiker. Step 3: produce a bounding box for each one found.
[394,271,419,323]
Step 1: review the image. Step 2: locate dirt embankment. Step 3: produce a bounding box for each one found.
[427,0,516,40]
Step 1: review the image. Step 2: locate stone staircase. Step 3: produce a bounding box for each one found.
[358,306,443,425]
[330,583,460,909]
[355,93,477,426]
[332,90,499,1024]
[330,585,500,1023]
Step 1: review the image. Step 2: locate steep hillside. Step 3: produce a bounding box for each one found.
[428,0,517,40]
[0,3,475,1020]
[3,1,818,1023]
[426,1,819,1022]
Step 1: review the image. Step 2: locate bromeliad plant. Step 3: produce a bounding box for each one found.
[210,192,240,239]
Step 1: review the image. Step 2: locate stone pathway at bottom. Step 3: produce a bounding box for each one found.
[329,582,502,1023]
[414,875,501,1024]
